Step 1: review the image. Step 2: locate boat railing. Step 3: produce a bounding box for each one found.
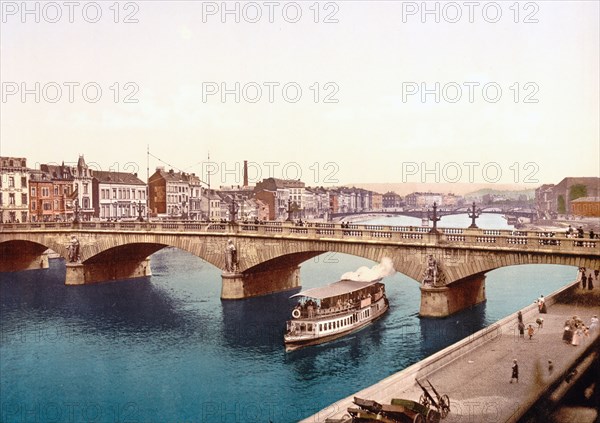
[294,303,362,319]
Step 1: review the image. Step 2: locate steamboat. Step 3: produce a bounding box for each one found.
[284,279,389,351]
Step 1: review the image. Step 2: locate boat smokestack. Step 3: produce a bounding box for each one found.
[243,160,248,187]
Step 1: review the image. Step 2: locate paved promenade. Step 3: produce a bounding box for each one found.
[303,281,600,423]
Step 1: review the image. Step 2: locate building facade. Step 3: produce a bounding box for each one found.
[571,197,600,217]
[92,171,146,220]
[149,168,202,219]
[0,157,29,223]
[382,191,402,210]
[38,163,77,221]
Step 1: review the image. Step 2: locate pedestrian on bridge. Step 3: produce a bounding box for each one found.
[510,359,519,383]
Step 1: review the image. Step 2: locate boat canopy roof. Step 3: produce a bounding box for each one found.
[290,279,382,300]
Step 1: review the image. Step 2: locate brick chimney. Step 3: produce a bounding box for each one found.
[243,160,248,187]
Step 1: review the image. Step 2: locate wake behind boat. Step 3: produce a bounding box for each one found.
[284,278,389,351]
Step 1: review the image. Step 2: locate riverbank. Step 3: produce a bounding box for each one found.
[302,279,600,423]
[522,217,600,233]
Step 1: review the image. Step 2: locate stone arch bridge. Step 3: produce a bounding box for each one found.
[1,221,598,317]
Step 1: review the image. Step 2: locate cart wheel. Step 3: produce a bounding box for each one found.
[440,394,450,419]
[413,414,424,423]
[419,394,430,408]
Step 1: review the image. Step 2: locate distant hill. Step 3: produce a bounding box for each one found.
[345,182,538,197]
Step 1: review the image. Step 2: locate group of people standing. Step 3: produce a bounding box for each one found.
[562,315,597,346]
[578,267,599,290]
[516,310,539,340]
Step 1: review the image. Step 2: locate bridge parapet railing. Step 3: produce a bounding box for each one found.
[445,235,466,242]
[363,225,387,231]
[370,231,392,239]
[315,223,335,228]
[442,228,464,235]
[506,237,528,245]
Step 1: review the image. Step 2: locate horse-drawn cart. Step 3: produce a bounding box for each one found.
[325,380,450,423]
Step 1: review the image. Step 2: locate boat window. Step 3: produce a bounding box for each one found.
[300,324,306,332]
[307,324,313,332]
[328,322,332,330]
[319,324,322,332]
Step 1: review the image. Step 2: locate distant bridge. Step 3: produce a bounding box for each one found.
[332,207,536,220]
[0,221,597,317]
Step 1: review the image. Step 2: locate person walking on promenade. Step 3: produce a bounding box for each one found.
[510,359,519,383]
[537,295,547,313]
[562,320,573,343]
[536,317,544,329]
[548,360,554,375]
[590,315,599,333]
[518,321,525,338]
[582,273,588,290]
[527,324,535,340]
[588,273,594,290]
[518,311,523,324]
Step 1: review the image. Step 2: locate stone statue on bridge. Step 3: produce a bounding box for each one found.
[423,255,444,286]
[225,239,238,273]
[67,235,80,263]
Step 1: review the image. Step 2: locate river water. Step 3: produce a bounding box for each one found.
[0,215,577,423]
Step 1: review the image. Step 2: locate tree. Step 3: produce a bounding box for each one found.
[557,195,566,214]
[569,184,588,201]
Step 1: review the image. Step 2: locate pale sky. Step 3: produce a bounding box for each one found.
[1,1,598,188]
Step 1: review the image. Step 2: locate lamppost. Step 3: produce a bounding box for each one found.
[286,198,293,222]
[136,200,145,222]
[428,202,441,234]
[72,199,80,224]
[468,201,482,229]
[229,198,239,224]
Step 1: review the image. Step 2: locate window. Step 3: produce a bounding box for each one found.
[9,193,15,204]
[43,202,51,211]
[9,177,15,188]
[83,183,88,194]
[21,194,27,205]
[32,201,36,210]
[42,188,49,197]
[21,177,27,187]
[54,186,58,196]
[113,189,117,199]
[31,187,36,197]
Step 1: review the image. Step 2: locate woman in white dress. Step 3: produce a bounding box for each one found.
[590,315,599,333]
[571,325,582,346]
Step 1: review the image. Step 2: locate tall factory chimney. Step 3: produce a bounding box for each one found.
[243,160,249,187]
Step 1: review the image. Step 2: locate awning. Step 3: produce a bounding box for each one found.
[290,279,382,300]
